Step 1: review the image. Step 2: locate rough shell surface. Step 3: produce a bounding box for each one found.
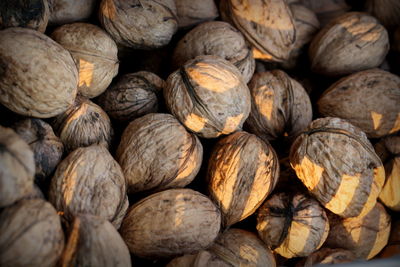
[0,27,78,118]
[303,248,356,266]
[51,22,119,98]
[290,117,385,218]
[48,0,96,25]
[207,131,279,227]
[175,0,218,28]
[120,188,221,259]
[164,55,251,138]
[0,199,65,267]
[49,145,128,228]
[318,69,400,138]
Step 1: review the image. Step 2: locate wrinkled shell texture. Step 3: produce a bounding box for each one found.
[172,21,255,83]
[0,126,35,208]
[326,202,391,259]
[0,0,49,32]
[61,214,131,267]
[99,0,178,49]
[51,22,119,98]
[300,0,350,26]
[303,248,356,266]
[175,0,218,28]
[0,27,78,118]
[256,192,329,258]
[246,70,313,142]
[117,113,202,193]
[290,117,385,218]
[12,118,64,184]
[309,12,389,76]
[49,0,96,25]
[120,188,221,259]
[220,0,296,62]
[0,199,65,267]
[52,96,112,152]
[49,145,128,228]
[318,69,400,138]
[97,71,164,122]
[164,55,251,138]
[365,0,400,29]
[207,131,279,227]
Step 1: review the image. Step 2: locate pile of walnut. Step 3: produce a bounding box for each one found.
[1,0,400,266]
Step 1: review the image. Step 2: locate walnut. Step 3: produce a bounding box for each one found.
[377,220,400,259]
[0,199,64,267]
[98,0,178,49]
[318,69,400,138]
[175,0,218,29]
[299,0,350,27]
[0,126,35,208]
[309,12,389,76]
[172,21,255,83]
[290,117,385,218]
[51,23,119,98]
[49,144,128,228]
[164,55,251,138]
[120,188,221,259]
[256,192,329,258]
[207,131,279,227]
[167,251,227,267]
[116,113,202,193]
[365,0,400,30]
[97,71,164,123]
[0,27,78,118]
[48,0,96,25]
[303,248,356,266]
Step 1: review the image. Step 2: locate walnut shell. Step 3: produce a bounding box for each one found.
[51,23,119,98]
[49,144,128,228]
[60,214,131,267]
[300,0,350,27]
[257,192,329,258]
[0,199,65,267]
[164,55,251,138]
[0,27,78,118]
[309,12,389,76]
[120,188,221,259]
[12,118,64,185]
[290,117,385,218]
[97,71,164,123]
[207,131,279,227]
[303,248,356,266]
[172,21,255,83]
[325,202,391,259]
[246,70,313,142]
[48,0,96,25]
[318,69,400,138]
[116,113,202,193]
[0,0,49,32]
[175,0,218,29]
[0,126,35,208]
[220,0,296,63]
[99,0,178,49]
[167,250,228,267]
[52,96,112,152]
[365,0,400,29]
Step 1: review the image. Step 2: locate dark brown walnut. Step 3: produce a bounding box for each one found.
[0,199,64,267]
[246,70,312,142]
[0,0,49,32]
[48,0,96,25]
[60,214,131,267]
[207,131,279,227]
[175,0,218,29]
[52,96,112,152]
[12,118,63,185]
[256,192,329,258]
[51,23,119,98]
[120,188,221,259]
[303,248,356,266]
[318,69,400,138]
[116,113,202,193]
[325,202,391,259]
[374,135,400,211]
[164,55,251,138]
[97,71,164,123]
[49,145,128,228]
[309,12,389,76]
[290,117,385,218]
[220,0,296,63]
[299,0,350,27]
[0,27,78,118]
[172,21,255,83]
[99,0,178,49]
[377,220,400,259]
[0,126,35,208]
[365,0,400,30]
